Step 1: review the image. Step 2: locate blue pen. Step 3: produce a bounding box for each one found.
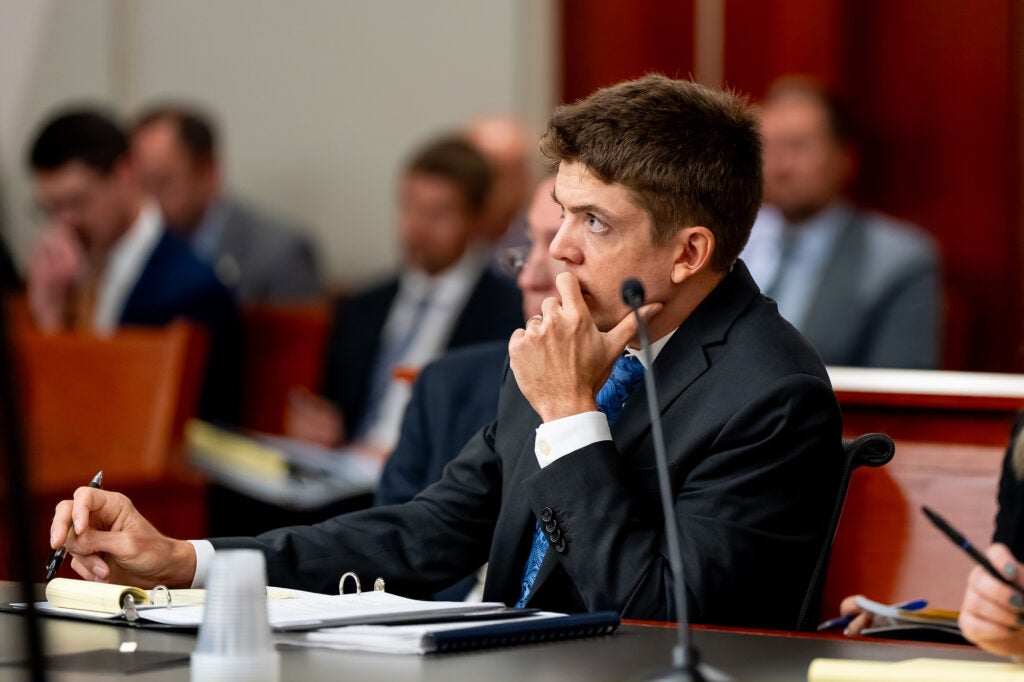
[816,599,928,631]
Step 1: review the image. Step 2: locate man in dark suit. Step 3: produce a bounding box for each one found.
[51,76,843,630]
[25,108,239,422]
[131,105,322,303]
[284,135,522,461]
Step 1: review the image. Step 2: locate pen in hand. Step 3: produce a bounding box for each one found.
[921,505,1024,594]
[44,470,103,580]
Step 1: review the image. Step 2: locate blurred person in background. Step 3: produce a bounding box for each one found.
[741,76,941,369]
[465,115,533,248]
[25,107,239,422]
[374,173,560,601]
[207,135,523,536]
[132,104,322,303]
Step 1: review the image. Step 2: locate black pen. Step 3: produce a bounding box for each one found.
[44,470,103,580]
[922,505,1024,593]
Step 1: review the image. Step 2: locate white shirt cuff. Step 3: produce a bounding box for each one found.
[188,539,215,588]
[534,411,611,468]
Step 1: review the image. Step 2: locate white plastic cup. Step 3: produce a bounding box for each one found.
[191,549,280,682]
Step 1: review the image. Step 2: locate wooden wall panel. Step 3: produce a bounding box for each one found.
[560,0,695,104]
[559,0,1022,372]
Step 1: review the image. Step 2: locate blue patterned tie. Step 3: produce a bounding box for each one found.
[515,353,646,607]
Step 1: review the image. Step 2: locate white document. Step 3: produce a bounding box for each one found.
[132,590,508,630]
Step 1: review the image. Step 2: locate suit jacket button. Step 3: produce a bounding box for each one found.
[541,507,553,522]
[554,539,567,553]
[545,521,557,533]
[548,529,561,543]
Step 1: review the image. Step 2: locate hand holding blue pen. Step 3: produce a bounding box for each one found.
[44,470,103,580]
[817,599,927,632]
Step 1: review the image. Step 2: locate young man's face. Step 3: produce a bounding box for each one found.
[398,172,475,276]
[549,161,680,332]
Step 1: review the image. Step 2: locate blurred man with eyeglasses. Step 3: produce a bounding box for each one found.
[373,174,560,600]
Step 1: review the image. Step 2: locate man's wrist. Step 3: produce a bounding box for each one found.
[166,538,198,588]
[538,399,597,423]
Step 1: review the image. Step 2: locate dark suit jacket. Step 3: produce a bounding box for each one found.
[321,267,522,437]
[120,230,241,423]
[994,412,1024,559]
[212,198,321,303]
[374,340,507,507]
[214,261,843,629]
[798,209,940,369]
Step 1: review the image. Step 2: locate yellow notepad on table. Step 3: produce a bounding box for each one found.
[44,577,205,615]
[808,657,1024,681]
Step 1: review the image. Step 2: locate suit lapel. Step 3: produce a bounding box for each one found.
[614,261,760,455]
[519,262,762,604]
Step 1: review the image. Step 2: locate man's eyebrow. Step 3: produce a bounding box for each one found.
[551,187,617,223]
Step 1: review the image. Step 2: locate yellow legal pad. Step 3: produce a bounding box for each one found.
[808,657,1024,681]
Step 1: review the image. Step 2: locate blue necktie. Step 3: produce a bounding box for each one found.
[515,354,646,607]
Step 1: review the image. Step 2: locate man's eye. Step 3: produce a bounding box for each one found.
[586,214,607,232]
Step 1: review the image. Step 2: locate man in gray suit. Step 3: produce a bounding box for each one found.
[742,77,941,369]
[131,105,321,303]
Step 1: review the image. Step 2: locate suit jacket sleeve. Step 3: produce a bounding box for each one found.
[211,418,503,598]
[525,372,841,627]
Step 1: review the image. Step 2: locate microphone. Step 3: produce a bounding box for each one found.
[620,279,711,682]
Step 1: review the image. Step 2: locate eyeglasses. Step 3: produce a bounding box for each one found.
[497,244,530,278]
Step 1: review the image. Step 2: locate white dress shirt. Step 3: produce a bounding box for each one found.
[357,246,489,452]
[533,329,677,468]
[92,202,163,334]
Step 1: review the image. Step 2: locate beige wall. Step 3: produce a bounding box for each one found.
[0,0,557,286]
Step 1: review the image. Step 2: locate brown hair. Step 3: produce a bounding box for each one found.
[406,135,493,214]
[133,103,218,164]
[540,74,762,270]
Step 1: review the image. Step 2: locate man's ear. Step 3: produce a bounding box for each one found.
[670,226,715,284]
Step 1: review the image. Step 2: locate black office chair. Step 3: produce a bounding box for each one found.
[795,432,896,631]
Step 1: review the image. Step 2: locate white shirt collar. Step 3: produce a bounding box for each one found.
[93,202,164,333]
[396,246,488,308]
[626,327,677,369]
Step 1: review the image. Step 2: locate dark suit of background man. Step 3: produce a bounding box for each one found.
[741,76,941,369]
[51,76,843,631]
[283,136,522,463]
[24,108,239,422]
[131,104,322,303]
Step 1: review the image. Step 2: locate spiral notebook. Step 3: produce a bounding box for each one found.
[5,574,524,632]
[297,610,621,655]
